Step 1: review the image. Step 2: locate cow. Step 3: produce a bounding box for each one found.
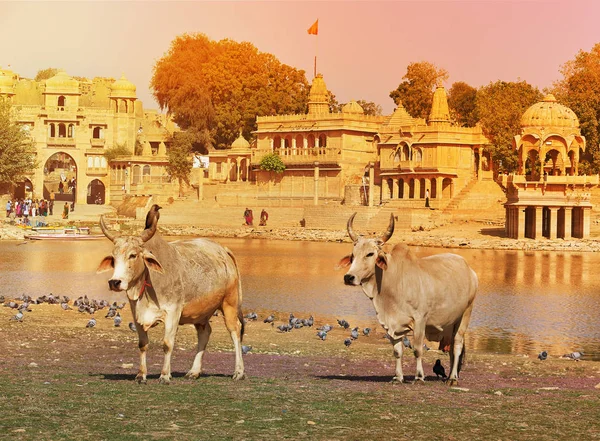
[338,213,478,385]
[96,212,245,384]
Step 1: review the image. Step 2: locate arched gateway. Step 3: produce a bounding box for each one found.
[43,152,77,202]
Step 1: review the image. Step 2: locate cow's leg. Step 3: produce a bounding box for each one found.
[448,303,474,386]
[412,326,426,382]
[185,322,212,379]
[222,301,245,380]
[391,338,404,383]
[135,325,149,384]
[158,312,179,384]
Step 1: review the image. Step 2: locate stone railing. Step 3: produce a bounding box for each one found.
[90,138,105,147]
[251,147,341,165]
[47,137,76,147]
[500,174,600,187]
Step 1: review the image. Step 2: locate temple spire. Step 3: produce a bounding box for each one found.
[428,81,450,125]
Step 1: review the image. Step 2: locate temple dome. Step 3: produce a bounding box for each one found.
[45,70,79,93]
[110,74,137,98]
[231,130,250,151]
[307,73,330,115]
[342,100,364,114]
[520,94,579,130]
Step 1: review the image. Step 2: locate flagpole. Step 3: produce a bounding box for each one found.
[314,32,318,78]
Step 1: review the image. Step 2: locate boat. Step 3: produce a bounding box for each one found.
[25,227,105,240]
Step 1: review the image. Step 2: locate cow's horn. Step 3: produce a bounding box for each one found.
[347,212,359,243]
[99,215,119,242]
[380,214,395,243]
[140,215,158,243]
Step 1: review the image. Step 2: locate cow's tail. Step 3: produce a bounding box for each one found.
[227,248,245,343]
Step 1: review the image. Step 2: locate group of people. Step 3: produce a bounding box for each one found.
[243,208,269,226]
[5,194,72,225]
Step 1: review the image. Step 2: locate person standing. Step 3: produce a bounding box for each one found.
[425,189,430,208]
[5,199,11,217]
[62,202,69,219]
[260,209,269,226]
[49,191,55,216]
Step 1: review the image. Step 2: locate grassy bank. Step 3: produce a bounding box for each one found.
[0,304,598,440]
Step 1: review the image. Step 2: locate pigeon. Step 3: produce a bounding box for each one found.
[10,311,24,322]
[145,204,162,230]
[563,351,583,361]
[306,315,314,327]
[105,308,116,318]
[363,327,371,336]
[128,322,137,332]
[263,315,275,324]
[277,324,292,332]
[316,330,327,341]
[402,336,412,349]
[0,295,4,303]
[433,359,447,380]
[344,338,352,347]
[18,302,31,312]
[538,351,548,361]
[294,322,304,329]
[60,302,72,311]
[350,327,359,340]
[337,319,350,329]
[241,345,252,355]
[86,318,96,328]
[318,324,333,332]
[114,312,122,327]
[78,305,87,314]
[5,301,18,309]
[116,302,126,310]
[244,312,258,321]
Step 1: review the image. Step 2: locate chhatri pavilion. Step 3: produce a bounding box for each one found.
[503,94,598,239]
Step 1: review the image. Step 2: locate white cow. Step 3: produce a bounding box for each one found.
[339,213,478,385]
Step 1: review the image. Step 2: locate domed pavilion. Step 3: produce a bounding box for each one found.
[504,95,598,239]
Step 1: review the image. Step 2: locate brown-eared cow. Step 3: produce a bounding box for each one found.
[97,212,245,383]
[339,213,478,385]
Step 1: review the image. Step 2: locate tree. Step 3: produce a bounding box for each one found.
[389,62,449,119]
[259,153,285,173]
[0,98,38,187]
[476,81,543,172]
[152,33,310,151]
[102,143,130,163]
[166,131,194,196]
[448,82,478,127]
[552,43,600,172]
[356,100,383,116]
[34,68,59,82]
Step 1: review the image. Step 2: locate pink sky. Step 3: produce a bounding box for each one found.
[1,1,599,114]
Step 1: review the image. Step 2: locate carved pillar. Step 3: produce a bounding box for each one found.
[414,179,421,200]
[563,207,572,239]
[368,163,374,207]
[390,179,397,199]
[583,207,591,239]
[313,162,319,206]
[517,207,525,239]
[226,158,231,182]
[549,207,558,239]
[534,206,543,239]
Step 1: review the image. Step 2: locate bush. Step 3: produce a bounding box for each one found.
[259,153,285,173]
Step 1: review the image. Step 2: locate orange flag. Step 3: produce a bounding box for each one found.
[307,19,318,35]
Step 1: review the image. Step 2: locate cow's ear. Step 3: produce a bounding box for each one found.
[96,256,114,273]
[142,250,164,274]
[376,252,388,270]
[336,255,352,270]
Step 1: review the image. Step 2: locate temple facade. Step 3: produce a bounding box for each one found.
[0,68,176,205]
[504,94,598,239]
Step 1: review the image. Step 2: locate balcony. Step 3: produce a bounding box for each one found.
[252,147,341,165]
[47,137,76,148]
[90,138,105,148]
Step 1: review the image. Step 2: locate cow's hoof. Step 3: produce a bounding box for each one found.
[413,377,426,384]
[158,375,172,385]
[185,371,201,380]
[448,378,458,386]
[391,376,404,384]
[135,375,147,385]
[232,372,246,381]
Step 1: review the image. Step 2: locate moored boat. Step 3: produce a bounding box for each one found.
[25,227,104,240]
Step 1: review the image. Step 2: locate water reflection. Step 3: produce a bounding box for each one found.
[0,239,598,359]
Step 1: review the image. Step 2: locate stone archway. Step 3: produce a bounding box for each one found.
[43,152,77,202]
[14,178,33,200]
[87,179,105,204]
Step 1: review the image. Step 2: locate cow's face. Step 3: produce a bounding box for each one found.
[339,212,394,286]
[340,238,386,286]
[97,236,163,295]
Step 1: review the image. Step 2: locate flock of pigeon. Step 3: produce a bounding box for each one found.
[3,293,137,331]
[538,350,584,361]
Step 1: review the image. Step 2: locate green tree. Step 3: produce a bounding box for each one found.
[259,153,285,173]
[102,143,130,163]
[166,131,194,196]
[356,100,383,116]
[552,43,600,173]
[0,98,38,187]
[476,80,543,172]
[329,92,342,113]
[389,61,449,119]
[448,81,478,127]
[152,33,310,151]
[34,68,59,82]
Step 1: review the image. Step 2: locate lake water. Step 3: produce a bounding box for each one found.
[1,237,598,359]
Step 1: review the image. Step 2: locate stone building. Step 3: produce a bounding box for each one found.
[0,68,176,205]
[504,94,598,239]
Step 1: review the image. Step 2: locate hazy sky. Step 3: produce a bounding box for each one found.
[1,0,599,114]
